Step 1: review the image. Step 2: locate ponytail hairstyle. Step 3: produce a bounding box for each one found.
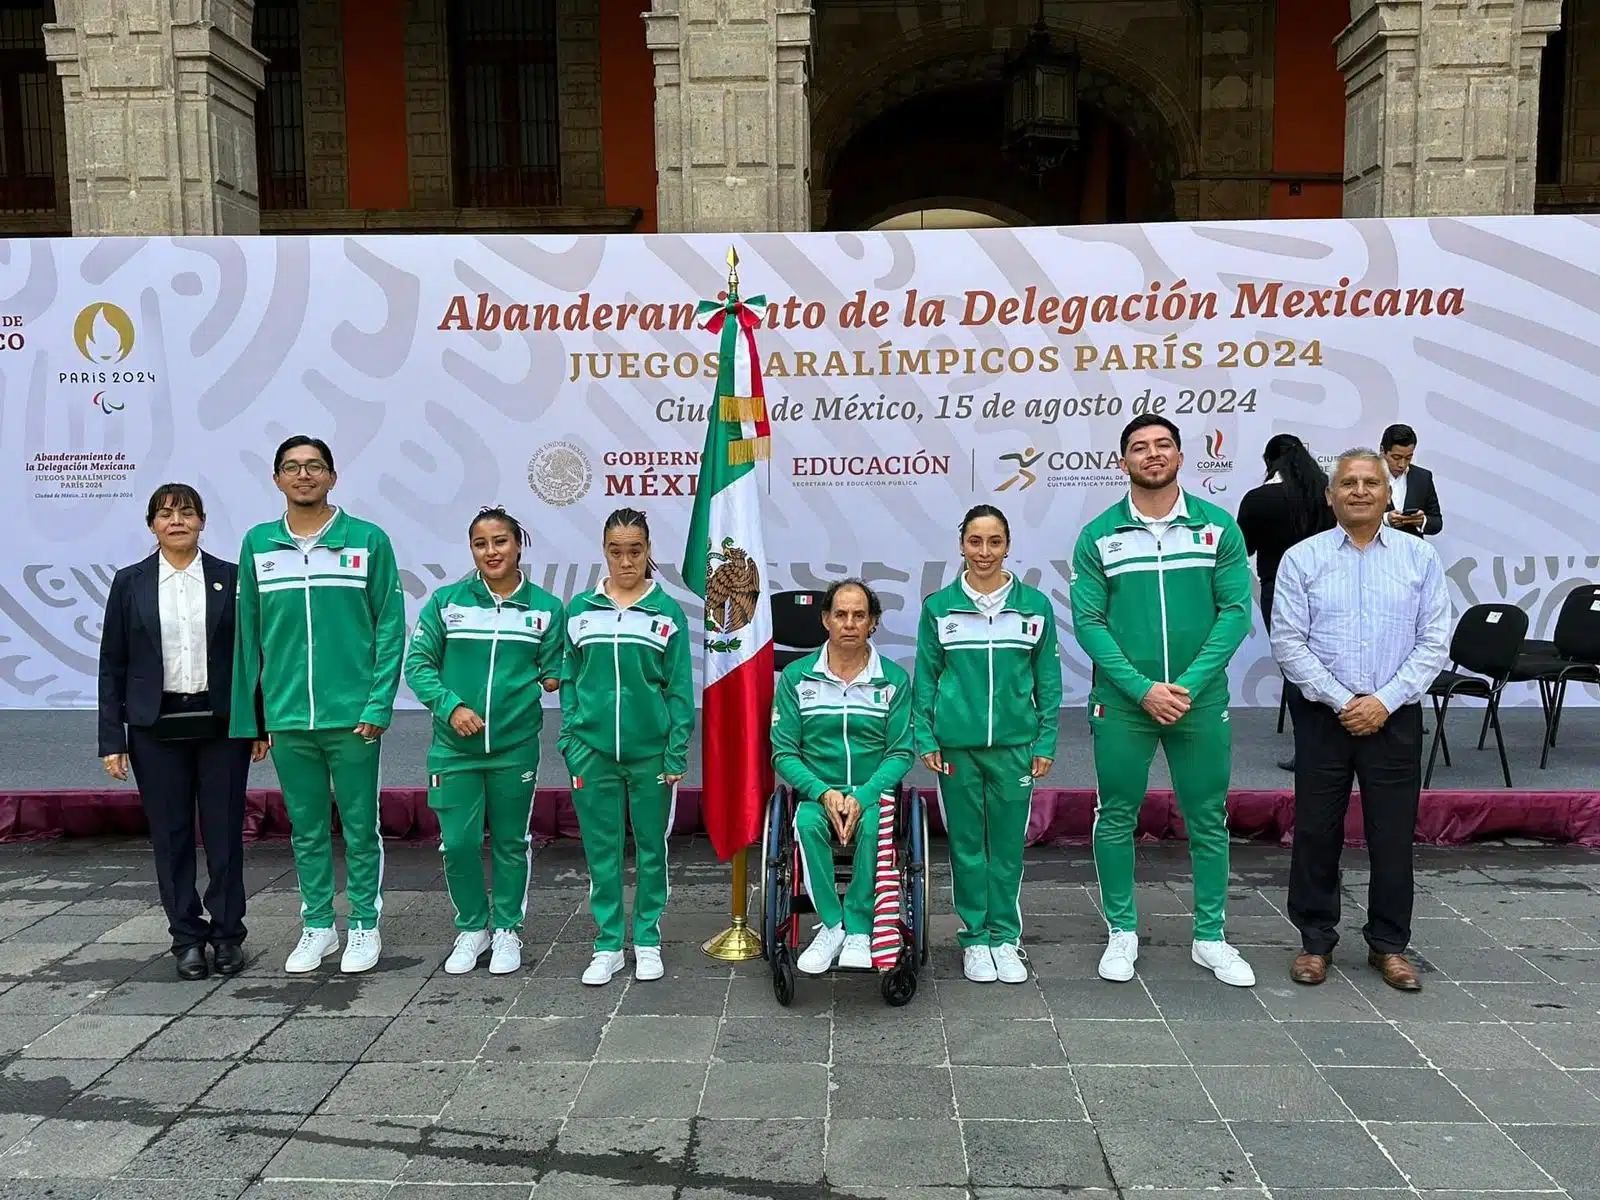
[467,505,528,579]
[603,506,656,578]
[959,503,1012,542]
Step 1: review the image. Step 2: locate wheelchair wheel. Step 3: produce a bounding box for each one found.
[909,789,930,967]
[761,790,787,961]
[772,941,796,1007]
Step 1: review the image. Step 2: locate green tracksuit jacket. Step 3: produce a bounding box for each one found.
[558,582,695,775]
[911,577,1062,758]
[403,573,567,772]
[1070,491,1252,711]
[772,647,914,803]
[229,509,407,737]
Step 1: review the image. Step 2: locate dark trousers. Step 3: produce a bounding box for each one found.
[126,695,252,954]
[1286,689,1421,956]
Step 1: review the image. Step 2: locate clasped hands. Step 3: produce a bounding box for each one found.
[818,789,864,844]
[1338,694,1390,736]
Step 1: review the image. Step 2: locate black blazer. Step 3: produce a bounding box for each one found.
[97,550,252,756]
[1385,464,1443,537]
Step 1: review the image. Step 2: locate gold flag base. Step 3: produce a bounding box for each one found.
[702,845,764,961]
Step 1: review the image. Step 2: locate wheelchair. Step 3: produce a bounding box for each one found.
[759,782,930,1007]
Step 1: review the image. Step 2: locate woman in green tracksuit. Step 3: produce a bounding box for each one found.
[560,507,695,987]
[913,504,1062,985]
[404,507,565,977]
[772,579,914,975]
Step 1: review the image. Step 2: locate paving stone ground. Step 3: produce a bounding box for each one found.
[0,835,1598,1198]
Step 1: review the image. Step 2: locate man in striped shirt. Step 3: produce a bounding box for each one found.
[1270,447,1450,992]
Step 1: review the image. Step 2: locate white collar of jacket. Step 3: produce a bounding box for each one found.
[806,643,885,685]
[472,572,532,607]
[592,579,658,608]
[1114,489,1201,531]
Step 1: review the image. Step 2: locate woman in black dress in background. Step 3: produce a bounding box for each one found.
[1235,435,1335,772]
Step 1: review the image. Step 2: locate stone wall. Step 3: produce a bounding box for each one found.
[301,0,347,209]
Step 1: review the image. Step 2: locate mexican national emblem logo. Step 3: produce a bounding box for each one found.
[704,536,760,653]
[527,441,592,507]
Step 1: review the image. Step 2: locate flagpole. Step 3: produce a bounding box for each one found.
[702,245,764,964]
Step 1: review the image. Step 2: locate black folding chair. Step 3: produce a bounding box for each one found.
[771,590,828,671]
[1514,585,1600,770]
[1423,604,1527,789]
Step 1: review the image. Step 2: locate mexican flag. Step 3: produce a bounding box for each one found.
[683,259,776,861]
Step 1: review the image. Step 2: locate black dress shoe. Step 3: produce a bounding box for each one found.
[212,943,246,976]
[1278,756,1296,772]
[176,946,209,981]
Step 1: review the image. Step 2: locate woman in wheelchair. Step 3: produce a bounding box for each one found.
[914,504,1061,984]
[771,579,914,975]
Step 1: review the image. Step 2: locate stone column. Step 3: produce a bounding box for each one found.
[44,0,266,236]
[1338,0,1563,216]
[645,0,812,232]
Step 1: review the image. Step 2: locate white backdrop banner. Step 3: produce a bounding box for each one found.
[2,217,1595,711]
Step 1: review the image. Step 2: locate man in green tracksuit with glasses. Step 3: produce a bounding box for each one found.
[1071,414,1255,988]
[231,436,407,977]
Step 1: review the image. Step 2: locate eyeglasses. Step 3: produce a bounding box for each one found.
[279,462,329,477]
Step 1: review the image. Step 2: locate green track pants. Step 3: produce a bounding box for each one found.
[1089,701,1233,941]
[793,795,881,934]
[271,729,384,930]
[563,740,674,953]
[429,747,540,934]
[938,745,1034,948]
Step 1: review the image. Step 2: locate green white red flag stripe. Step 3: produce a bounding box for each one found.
[683,264,775,861]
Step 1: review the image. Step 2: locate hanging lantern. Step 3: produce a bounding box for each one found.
[1002,17,1080,177]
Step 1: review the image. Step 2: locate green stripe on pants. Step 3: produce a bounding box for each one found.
[1089,701,1232,942]
[939,744,1033,948]
[429,747,540,933]
[563,740,674,952]
[271,728,384,930]
[793,795,880,934]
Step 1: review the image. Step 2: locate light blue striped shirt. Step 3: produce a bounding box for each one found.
[1269,523,1451,713]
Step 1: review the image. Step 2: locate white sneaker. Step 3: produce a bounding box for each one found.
[1098,930,1139,982]
[798,924,847,975]
[489,931,522,976]
[582,949,626,986]
[1192,939,1257,987]
[284,927,339,974]
[341,928,382,974]
[634,945,664,981]
[963,944,998,983]
[992,943,1029,984]
[838,934,872,970]
[444,930,491,975]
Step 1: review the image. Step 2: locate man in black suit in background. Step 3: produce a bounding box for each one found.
[1380,424,1443,538]
[98,483,268,980]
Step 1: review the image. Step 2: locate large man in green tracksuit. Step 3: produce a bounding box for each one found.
[1071,415,1254,987]
[230,436,406,976]
[404,566,565,954]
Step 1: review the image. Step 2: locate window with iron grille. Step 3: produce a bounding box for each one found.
[449,0,561,208]
[0,2,59,213]
[254,0,307,210]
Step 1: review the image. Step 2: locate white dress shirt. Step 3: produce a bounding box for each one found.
[1269,523,1450,714]
[158,553,209,693]
[1385,468,1408,525]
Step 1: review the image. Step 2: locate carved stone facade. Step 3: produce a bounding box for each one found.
[403,0,450,210]
[645,0,813,232]
[301,0,346,208]
[43,0,267,235]
[1339,0,1563,216]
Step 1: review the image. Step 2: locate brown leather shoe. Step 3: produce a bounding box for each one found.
[1290,952,1329,985]
[1368,951,1422,991]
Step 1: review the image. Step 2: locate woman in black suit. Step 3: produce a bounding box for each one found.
[1235,436,1335,772]
[98,483,268,980]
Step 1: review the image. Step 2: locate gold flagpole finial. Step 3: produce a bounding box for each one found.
[726,246,739,293]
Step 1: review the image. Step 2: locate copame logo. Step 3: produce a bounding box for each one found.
[1196,427,1233,480]
[1204,428,1226,459]
[73,303,135,364]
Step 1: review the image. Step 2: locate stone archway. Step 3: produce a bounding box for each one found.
[810,14,1202,225]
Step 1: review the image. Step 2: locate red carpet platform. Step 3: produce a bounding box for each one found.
[4,786,1599,848]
